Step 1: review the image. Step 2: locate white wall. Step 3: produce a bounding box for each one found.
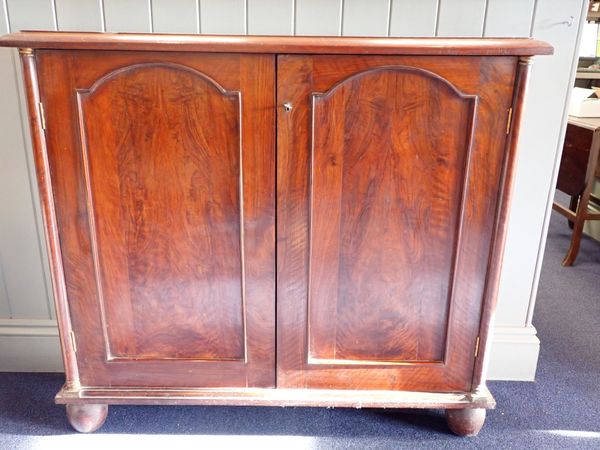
[491,0,587,380]
[0,0,587,380]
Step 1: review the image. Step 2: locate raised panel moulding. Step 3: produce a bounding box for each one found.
[307,66,477,366]
[75,63,246,362]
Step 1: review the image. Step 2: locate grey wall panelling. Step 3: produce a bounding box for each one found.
[389,0,439,37]
[496,0,586,325]
[54,0,103,32]
[104,0,152,33]
[1,0,62,371]
[0,264,9,318]
[153,0,199,34]
[247,0,294,35]
[2,0,55,318]
[0,53,52,319]
[0,11,8,315]
[295,0,342,36]
[484,0,536,37]
[436,0,487,37]
[342,0,391,36]
[1,1,13,319]
[200,0,245,35]
[0,1,7,35]
[490,0,586,380]
[6,0,56,31]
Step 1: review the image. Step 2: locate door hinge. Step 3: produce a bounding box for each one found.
[69,330,77,353]
[474,336,480,358]
[38,101,46,130]
[506,107,513,135]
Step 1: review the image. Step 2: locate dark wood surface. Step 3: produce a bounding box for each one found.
[307,65,475,365]
[471,57,533,389]
[553,118,600,266]
[0,31,553,56]
[36,50,276,388]
[19,51,81,389]
[445,408,487,437]
[557,124,596,196]
[66,404,108,433]
[13,33,552,434]
[277,54,517,392]
[56,384,495,409]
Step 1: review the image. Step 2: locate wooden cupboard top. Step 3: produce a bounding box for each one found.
[0,31,553,56]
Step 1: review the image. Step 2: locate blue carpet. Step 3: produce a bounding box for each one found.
[0,207,598,449]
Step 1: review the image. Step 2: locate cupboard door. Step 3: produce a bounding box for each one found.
[277,55,517,391]
[37,51,275,388]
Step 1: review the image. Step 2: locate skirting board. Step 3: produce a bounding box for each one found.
[0,319,63,372]
[487,325,540,381]
[0,321,539,380]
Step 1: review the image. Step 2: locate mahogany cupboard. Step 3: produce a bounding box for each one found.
[0,32,552,436]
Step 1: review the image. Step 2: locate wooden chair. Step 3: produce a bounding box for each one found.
[553,116,600,266]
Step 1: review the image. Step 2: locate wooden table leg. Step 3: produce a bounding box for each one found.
[568,195,579,229]
[563,198,587,266]
[562,129,600,266]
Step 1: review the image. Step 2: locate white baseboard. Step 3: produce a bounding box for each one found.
[0,319,63,372]
[487,325,540,381]
[0,320,540,380]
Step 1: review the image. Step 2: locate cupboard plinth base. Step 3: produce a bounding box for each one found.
[65,403,108,433]
[59,385,493,434]
[445,407,486,436]
[56,384,495,409]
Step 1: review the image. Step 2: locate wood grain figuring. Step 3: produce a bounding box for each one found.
[36,50,276,388]
[556,124,595,196]
[308,66,476,364]
[0,32,554,56]
[77,63,245,361]
[277,54,517,392]
[10,34,552,434]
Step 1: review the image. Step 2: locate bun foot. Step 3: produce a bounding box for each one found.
[445,408,486,436]
[66,403,108,433]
